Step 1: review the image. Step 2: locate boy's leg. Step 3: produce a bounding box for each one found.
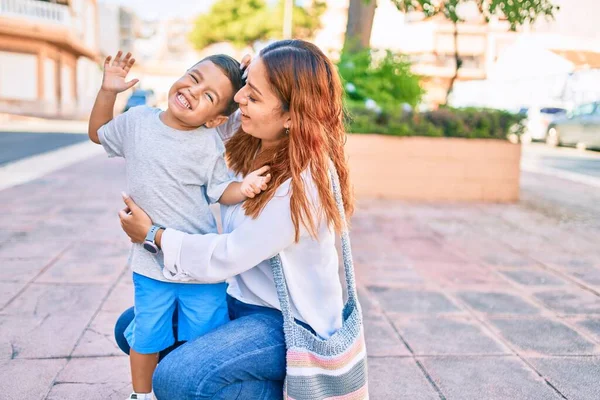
[114,306,184,362]
[176,282,229,342]
[130,350,158,393]
[126,273,178,395]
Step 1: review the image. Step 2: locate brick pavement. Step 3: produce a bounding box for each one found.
[0,155,599,399]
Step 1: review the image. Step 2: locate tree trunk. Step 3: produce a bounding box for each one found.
[344,0,377,53]
[445,20,462,105]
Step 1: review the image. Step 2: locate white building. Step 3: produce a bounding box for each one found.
[0,0,101,118]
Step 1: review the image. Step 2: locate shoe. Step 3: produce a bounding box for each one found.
[127,393,153,400]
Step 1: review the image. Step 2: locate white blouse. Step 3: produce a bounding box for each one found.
[160,169,344,339]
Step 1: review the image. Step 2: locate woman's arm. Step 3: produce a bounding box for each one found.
[120,186,297,283]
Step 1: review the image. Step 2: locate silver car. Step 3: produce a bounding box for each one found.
[546,102,600,150]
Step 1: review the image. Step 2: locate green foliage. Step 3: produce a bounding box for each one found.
[390,0,558,30]
[189,0,326,50]
[345,103,526,140]
[337,48,424,110]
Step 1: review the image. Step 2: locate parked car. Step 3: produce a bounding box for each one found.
[546,101,600,150]
[520,106,567,143]
[123,89,156,112]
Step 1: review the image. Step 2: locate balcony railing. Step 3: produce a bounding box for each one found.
[0,0,71,26]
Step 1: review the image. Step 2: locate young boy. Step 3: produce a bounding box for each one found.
[88,51,268,400]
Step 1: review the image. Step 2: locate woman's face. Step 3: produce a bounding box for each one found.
[234,57,290,145]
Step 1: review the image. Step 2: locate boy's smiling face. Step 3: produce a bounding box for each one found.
[163,60,233,130]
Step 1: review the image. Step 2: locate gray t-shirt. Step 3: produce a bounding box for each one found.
[98,106,236,282]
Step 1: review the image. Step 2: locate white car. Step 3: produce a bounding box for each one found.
[521,106,567,142]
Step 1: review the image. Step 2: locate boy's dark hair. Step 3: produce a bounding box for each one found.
[196,54,244,116]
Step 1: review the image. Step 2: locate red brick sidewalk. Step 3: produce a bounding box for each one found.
[1,155,599,399]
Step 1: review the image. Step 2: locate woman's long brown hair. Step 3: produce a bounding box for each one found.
[226,40,354,242]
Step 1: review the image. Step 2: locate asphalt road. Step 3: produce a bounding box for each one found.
[522,142,600,179]
[0,132,89,166]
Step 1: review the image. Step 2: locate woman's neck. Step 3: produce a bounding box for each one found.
[259,138,282,152]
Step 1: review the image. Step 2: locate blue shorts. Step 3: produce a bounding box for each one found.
[125,273,229,354]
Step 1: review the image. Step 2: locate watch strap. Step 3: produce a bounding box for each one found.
[145,225,163,243]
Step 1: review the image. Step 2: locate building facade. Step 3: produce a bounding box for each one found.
[0,0,100,118]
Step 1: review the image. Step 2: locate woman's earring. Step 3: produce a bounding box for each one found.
[285,128,290,135]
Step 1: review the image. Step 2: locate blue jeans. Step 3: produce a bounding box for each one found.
[114,295,287,399]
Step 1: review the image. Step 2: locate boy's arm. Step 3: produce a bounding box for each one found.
[219,166,271,205]
[88,51,138,144]
[88,89,117,144]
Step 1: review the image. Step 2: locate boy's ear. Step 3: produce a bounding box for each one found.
[205,115,229,129]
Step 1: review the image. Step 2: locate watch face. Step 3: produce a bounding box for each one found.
[143,241,158,254]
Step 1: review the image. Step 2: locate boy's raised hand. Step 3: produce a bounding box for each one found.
[101,51,139,94]
[241,166,271,199]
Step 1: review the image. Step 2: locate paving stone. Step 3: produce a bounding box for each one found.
[363,316,410,357]
[391,238,468,264]
[368,286,461,315]
[392,317,509,355]
[47,382,131,400]
[56,356,130,384]
[357,286,383,319]
[0,230,30,244]
[499,269,566,287]
[0,238,72,260]
[489,317,597,355]
[414,261,505,286]
[564,267,600,286]
[0,339,13,359]
[534,289,600,315]
[577,318,600,342]
[72,311,125,357]
[538,253,598,269]
[61,240,131,261]
[0,257,55,282]
[0,358,66,400]
[420,356,562,400]
[529,357,600,400]
[368,357,439,400]
[2,282,109,317]
[356,265,425,287]
[0,314,93,358]
[35,256,127,284]
[479,250,535,268]
[101,279,134,314]
[458,291,540,315]
[0,281,26,309]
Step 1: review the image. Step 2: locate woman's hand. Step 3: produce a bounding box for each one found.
[118,192,152,243]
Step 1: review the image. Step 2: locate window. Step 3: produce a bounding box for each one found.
[573,103,596,116]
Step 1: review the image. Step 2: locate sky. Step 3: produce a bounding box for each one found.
[98,0,215,20]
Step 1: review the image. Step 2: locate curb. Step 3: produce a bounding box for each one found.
[521,162,600,189]
[0,141,104,191]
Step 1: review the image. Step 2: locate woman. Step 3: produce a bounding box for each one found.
[116,39,355,399]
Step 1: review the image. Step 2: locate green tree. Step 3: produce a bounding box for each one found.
[391,0,558,30]
[338,48,424,109]
[189,0,326,50]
